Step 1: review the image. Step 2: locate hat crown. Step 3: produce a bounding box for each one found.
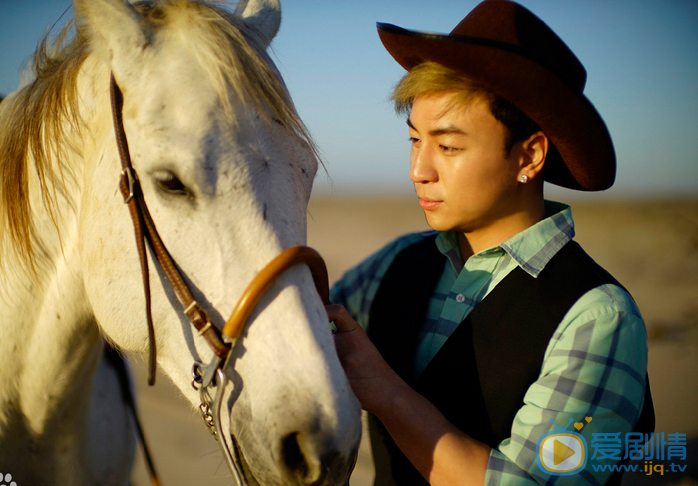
[450,0,586,92]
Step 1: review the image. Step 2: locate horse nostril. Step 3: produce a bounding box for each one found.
[281,432,326,485]
[282,432,308,477]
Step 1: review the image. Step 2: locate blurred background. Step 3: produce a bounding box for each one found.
[1,0,696,484]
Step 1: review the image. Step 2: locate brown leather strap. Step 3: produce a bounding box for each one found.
[111,77,159,385]
[136,195,230,358]
[223,246,330,341]
[110,76,229,386]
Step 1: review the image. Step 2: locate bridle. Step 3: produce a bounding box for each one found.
[109,75,341,485]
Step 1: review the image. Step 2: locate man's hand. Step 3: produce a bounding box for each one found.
[325,304,408,415]
[326,304,490,485]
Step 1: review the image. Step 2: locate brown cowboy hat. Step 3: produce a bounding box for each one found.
[377,0,616,191]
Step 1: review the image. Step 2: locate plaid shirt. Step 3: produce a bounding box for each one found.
[330,201,648,485]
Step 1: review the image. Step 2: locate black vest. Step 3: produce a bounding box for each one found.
[366,235,654,486]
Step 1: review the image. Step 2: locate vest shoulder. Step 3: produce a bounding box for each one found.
[389,230,438,250]
[330,231,438,311]
[369,231,439,269]
[546,241,624,289]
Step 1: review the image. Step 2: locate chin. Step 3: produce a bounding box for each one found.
[423,211,456,233]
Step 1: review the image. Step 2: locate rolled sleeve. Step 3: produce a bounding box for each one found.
[486,284,648,485]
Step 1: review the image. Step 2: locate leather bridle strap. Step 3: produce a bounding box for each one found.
[110,75,229,385]
[222,246,330,340]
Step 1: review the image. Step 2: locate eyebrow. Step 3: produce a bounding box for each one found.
[407,118,468,137]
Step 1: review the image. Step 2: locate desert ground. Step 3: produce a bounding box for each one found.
[129,196,698,486]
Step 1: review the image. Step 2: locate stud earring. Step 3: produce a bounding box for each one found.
[520,175,529,183]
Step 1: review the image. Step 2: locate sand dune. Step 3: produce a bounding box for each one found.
[129,197,698,486]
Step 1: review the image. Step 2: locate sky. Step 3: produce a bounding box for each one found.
[1,0,697,200]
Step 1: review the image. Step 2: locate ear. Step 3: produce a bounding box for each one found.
[518,131,548,182]
[235,0,281,49]
[74,0,149,82]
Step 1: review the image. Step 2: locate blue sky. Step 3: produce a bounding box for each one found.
[1,0,697,199]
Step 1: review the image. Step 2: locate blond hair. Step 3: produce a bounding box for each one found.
[391,61,493,116]
[391,61,540,152]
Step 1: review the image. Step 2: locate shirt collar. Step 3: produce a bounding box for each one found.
[435,231,465,274]
[435,201,575,278]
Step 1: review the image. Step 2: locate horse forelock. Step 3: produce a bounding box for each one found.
[0,0,318,272]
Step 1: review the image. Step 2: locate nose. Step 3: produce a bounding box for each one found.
[280,431,357,485]
[409,144,438,184]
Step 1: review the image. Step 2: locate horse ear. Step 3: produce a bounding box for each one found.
[235,0,281,49]
[73,0,148,79]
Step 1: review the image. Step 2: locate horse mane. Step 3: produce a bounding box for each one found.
[0,0,317,271]
[0,20,86,272]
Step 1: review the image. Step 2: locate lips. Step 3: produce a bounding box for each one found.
[417,196,442,210]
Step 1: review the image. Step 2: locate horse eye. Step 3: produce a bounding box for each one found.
[154,172,187,195]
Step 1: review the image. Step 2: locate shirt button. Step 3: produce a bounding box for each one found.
[455,294,466,303]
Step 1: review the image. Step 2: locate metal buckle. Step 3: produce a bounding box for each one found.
[121,167,137,204]
[184,301,215,337]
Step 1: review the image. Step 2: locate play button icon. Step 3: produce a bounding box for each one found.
[554,439,576,465]
[537,418,588,475]
[537,431,587,474]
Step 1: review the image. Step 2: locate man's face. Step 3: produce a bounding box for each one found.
[408,91,522,236]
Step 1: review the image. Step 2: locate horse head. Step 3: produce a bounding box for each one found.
[72,0,360,483]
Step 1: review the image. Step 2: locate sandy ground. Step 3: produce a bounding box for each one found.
[129,197,698,486]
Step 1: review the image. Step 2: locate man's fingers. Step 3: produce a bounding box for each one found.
[326,304,361,333]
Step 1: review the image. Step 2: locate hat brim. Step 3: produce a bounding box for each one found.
[377,23,616,191]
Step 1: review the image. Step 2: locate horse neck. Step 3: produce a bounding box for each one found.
[0,69,104,466]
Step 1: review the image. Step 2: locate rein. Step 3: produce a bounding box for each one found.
[109,74,333,485]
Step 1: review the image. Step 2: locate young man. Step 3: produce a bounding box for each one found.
[326,1,653,485]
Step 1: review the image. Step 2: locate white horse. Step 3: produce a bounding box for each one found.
[0,0,361,484]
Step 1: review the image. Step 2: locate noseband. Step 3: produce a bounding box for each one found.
[109,75,336,485]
